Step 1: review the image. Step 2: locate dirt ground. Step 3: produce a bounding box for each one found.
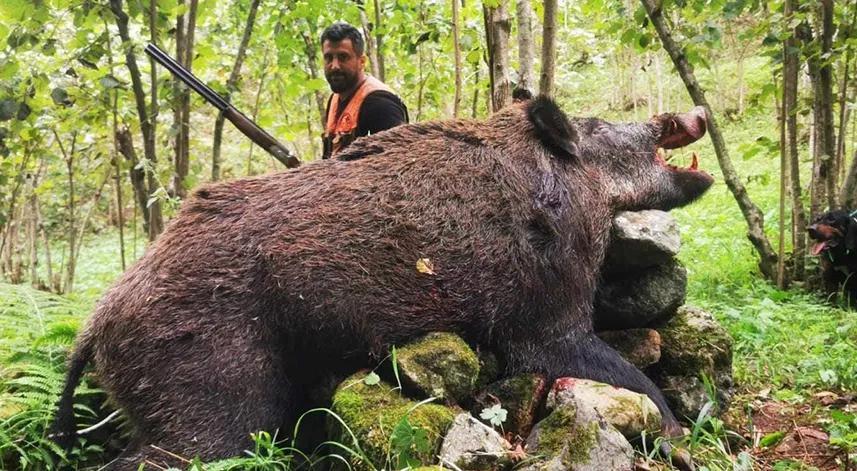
[731,391,856,470]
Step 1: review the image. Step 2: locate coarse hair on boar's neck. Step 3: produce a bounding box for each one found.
[52,96,712,470]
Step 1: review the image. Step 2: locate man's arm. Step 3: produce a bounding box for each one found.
[357,92,409,136]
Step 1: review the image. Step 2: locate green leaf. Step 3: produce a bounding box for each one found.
[362,371,380,386]
[0,100,18,121]
[759,431,785,448]
[480,403,507,427]
[0,60,19,80]
[51,88,71,106]
[99,75,124,90]
[171,3,189,18]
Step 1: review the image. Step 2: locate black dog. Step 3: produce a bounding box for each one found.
[808,210,857,303]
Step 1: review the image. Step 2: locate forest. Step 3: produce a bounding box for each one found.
[1,0,857,469]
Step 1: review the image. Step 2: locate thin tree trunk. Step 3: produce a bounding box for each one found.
[777,71,787,289]
[0,150,32,260]
[642,0,778,279]
[55,131,78,294]
[737,53,745,114]
[27,160,46,288]
[837,4,857,188]
[357,1,378,76]
[656,53,663,114]
[452,0,462,117]
[173,0,197,196]
[212,0,261,181]
[110,0,162,240]
[785,0,806,281]
[117,127,151,234]
[472,63,480,119]
[373,0,386,82]
[34,189,53,291]
[105,16,126,271]
[821,0,837,210]
[73,167,112,267]
[485,0,512,111]
[247,68,269,175]
[540,0,558,97]
[301,30,328,128]
[516,0,535,96]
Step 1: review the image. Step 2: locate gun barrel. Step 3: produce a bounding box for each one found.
[144,44,230,111]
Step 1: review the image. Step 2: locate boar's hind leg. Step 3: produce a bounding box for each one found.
[103,337,293,470]
[506,333,684,437]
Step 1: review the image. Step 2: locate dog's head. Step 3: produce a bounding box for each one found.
[807,210,857,260]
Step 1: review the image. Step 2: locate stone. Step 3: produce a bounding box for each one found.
[546,378,662,440]
[396,332,480,405]
[438,413,513,470]
[651,305,734,419]
[596,329,662,369]
[604,210,681,274]
[594,261,687,329]
[330,371,457,470]
[522,404,635,471]
[472,374,548,437]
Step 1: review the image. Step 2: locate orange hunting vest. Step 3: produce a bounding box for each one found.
[322,75,395,159]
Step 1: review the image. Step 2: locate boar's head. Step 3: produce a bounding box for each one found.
[528,96,714,211]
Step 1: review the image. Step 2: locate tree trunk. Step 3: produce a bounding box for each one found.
[821,0,837,210]
[301,30,328,128]
[60,133,77,294]
[173,0,197,196]
[373,0,386,82]
[28,160,46,288]
[777,71,787,289]
[540,0,558,97]
[784,0,807,281]
[110,0,162,240]
[212,0,261,181]
[117,127,151,234]
[0,150,32,261]
[837,4,857,187]
[485,0,512,112]
[452,0,462,117]
[472,62,480,119]
[34,188,54,291]
[247,68,269,176]
[516,0,536,96]
[357,1,378,76]
[642,0,778,279]
[737,53,745,115]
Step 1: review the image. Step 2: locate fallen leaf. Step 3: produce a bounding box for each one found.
[416,258,435,275]
[795,427,828,441]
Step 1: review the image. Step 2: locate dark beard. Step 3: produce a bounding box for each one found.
[326,72,357,94]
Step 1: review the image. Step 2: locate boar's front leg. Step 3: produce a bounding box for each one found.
[502,332,694,470]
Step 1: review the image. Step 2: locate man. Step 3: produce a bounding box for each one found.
[321,22,408,159]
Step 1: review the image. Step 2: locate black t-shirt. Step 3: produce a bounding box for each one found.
[330,91,409,137]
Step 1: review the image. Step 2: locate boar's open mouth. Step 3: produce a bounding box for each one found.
[652,106,713,181]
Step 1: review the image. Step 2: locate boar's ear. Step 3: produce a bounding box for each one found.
[527,96,579,159]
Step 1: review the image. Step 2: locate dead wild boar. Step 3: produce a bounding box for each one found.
[53,97,713,470]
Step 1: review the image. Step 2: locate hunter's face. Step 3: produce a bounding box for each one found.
[322,39,365,94]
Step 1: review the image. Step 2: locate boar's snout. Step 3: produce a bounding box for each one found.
[657,106,707,149]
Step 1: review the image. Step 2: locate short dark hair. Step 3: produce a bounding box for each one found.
[321,22,364,56]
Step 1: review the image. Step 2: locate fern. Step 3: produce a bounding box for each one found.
[0,282,109,470]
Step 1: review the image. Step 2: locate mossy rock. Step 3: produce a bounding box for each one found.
[651,305,734,416]
[523,404,634,471]
[655,305,732,375]
[330,371,457,471]
[472,373,547,436]
[396,332,480,404]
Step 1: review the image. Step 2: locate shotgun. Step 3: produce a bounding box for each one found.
[144,43,300,169]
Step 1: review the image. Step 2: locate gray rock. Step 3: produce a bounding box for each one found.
[605,210,681,273]
[395,332,480,404]
[596,329,662,368]
[595,261,687,329]
[546,378,662,440]
[472,374,547,436]
[439,413,512,470]
[651,305,734,419]
[522,404,634,471]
